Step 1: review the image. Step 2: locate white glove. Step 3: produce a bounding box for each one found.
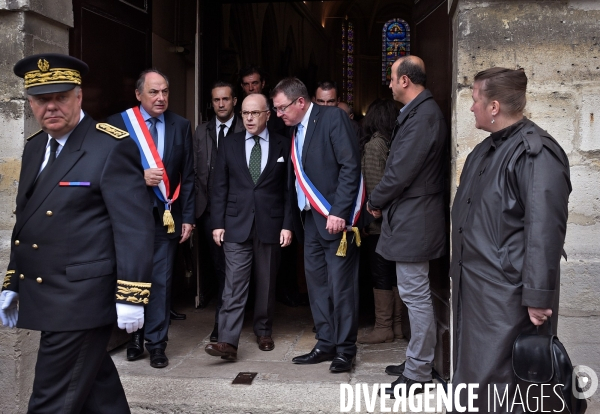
[0,290,19,328]
[116,303,144,333]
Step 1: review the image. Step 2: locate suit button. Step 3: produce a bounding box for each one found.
[32,244,39,249]
[458,227,463,233]
[467,198,471,204]
[36,277,42,284]
[12,209,16,214]
[459,260,463,266]
[46,211,53,216]
[15,240,20,246]
[20,274,24,280]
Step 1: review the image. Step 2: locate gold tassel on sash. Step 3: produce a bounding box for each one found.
[336,231,348,257]
[163,209,175,234]
[336,227,362,257]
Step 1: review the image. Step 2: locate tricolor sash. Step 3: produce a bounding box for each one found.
[121,107,180,233]
[291,130,365,256]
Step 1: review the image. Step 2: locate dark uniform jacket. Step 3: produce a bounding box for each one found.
[369,89,447,262]
[107,109,195,238]
[450,118,571,412]
[193,115,244,219]
[2,114,154,332]
[211,130,292,244]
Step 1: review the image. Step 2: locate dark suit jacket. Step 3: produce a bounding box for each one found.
[288,104,361,242]
[369,89,447,262]
[211,130,292,244]
[2,114,154,332]
[107,109,195,238]
[193,115,244,218]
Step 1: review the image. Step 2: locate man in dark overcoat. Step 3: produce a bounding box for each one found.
[367,56,447,396]
[0,53,154,413]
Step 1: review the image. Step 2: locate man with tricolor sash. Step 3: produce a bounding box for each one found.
[107,69,195,369]
[271,78,363,373]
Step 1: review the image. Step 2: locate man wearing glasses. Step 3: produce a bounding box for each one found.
[205,94,292,360]
[271,78,362,372]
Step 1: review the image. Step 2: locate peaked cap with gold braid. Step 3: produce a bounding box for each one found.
[14,53,89,95]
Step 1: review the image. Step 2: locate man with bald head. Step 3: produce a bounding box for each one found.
[205,94,292,360]
[367,56,447,397]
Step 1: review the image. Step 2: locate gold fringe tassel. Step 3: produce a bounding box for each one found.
[163,209,175,233]
[336,231,348,257]
[335,227,362,257]
[351,227,361,247]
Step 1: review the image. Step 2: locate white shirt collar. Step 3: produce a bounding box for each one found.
[216,115,234,130]
[245,127,269,141]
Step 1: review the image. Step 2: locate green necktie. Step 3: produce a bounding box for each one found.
[249,135,261,184]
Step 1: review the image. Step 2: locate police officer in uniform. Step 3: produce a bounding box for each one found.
[0,53,154,413]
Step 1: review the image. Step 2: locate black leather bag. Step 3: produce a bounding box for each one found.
[512,323,587,414]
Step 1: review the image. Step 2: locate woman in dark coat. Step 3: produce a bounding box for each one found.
[451,67,571,413]
[357,98,405,344]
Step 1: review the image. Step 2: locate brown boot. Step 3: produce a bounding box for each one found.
[358,289,394,344]
[392,286,404,339]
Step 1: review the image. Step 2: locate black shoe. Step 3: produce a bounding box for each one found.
[149,348,169,368]
[210,323,218,343]
[292,348,336,364]
[385,361,405,376]
[330,353,355,372]
[379,373,432,399]
[170,309,186,320]
[126,330,144,361]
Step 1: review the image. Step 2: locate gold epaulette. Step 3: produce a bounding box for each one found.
[3,270,15,289]
[115,280,151,305]
[27,130,43,141]
[96,123,129,139]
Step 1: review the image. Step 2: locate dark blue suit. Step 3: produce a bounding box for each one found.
[107,109,195,350]
[289,104,362,356]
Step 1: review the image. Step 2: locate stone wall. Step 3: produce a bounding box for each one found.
[0,1,71,412]
[453,0,600,407]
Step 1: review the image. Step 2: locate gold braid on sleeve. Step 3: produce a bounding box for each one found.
[115,280,151,305]
[3,270,15,289]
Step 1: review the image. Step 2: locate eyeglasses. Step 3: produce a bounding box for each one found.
[241,110,269,119]
[273,97,299,114]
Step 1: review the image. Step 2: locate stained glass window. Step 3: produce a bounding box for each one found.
[342,20,354,106]
[382,18,410,85]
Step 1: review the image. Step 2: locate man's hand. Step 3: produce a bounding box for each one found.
[116,303,144,333]
[213,229,225,246]
[144,168,164,187]
[0,290,18,328]
[326,215,346,235]
[366,202,382,219]
[528,307,552,326]
[180,223,193,244]
[280,230,292,247]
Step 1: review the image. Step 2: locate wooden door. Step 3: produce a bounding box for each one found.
[413,0,452,380]
[70,0,152,121]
